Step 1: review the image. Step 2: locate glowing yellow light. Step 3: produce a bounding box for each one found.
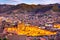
[5,23,56,36]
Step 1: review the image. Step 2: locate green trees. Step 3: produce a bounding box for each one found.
[3,38,8,40]
[0,38,8,40]
[0,38,1,40]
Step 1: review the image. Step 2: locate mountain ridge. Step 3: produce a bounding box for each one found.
[0,3,60,14]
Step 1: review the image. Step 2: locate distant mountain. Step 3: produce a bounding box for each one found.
[0,4,15,13]
[0,3,60,14]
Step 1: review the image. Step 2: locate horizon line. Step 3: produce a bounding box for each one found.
[0,3,60,5]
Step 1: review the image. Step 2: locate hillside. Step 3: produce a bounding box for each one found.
[0,3,60,13]
[0,3,60,26]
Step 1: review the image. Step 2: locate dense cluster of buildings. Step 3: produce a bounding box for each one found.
[0,11,60,40]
